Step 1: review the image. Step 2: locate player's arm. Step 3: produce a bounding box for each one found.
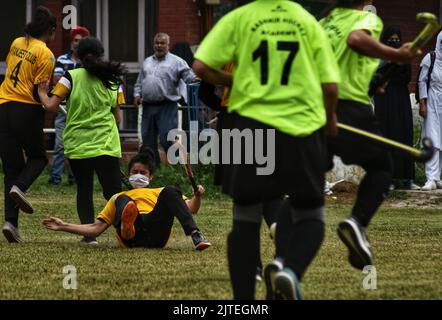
[193,60,232,86]
[322,83,338,136]
[42,217,109,237]
[347,30,418,64]
[38,78,69,112]
[186,185,205,214]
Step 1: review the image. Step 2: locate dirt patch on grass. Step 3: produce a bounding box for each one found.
[326,180,442,209]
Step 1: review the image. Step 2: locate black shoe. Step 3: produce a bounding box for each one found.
[191,230,211,251]
[274,268,304,300]
[264,259,283,300]
[9,185,33,214]
[337,217,373,270]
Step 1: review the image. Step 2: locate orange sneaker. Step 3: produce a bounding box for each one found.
[121,201,138,240]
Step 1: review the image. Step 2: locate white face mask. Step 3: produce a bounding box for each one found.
[129,174,150,189]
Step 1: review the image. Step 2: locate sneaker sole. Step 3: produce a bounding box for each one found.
[337,220,373,270]
[274,273,296,300]
[195,242,211,251]
[121,202,138,240]
[264,261,283,300]
[2,228,22,243]
[9,191,33,214]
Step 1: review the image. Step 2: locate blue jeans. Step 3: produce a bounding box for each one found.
[49,113,75,184]
[141,101,178,167]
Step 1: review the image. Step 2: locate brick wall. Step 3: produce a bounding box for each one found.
[157,0,202,46]
[374,0,440,92]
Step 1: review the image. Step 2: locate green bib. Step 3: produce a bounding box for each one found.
[64,68,121,159]
[195,0,340,137]
[320,8,383,104]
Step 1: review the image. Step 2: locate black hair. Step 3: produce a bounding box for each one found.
[380,26,402,44]
[336,0,366,7]
[128,145,156,175]
[24,6,56,38]
[170,42,194,67]
[77,37,126,90]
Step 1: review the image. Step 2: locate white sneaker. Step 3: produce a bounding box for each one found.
[2,222,22,243]
[421,180,437,191]
[9,185,33,214]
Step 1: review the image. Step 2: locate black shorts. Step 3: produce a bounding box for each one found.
[327,100,392,172]
[219,112,325,209]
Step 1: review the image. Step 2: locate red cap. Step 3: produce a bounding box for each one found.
[70,26,90,41]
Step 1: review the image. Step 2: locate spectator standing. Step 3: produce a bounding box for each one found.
[374,26,420,190]
[419,31,442,191]
[134,33,197,167]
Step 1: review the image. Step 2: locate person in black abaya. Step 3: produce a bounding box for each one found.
[374,26,420,190]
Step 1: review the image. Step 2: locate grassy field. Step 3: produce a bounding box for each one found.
[0,171,441,300]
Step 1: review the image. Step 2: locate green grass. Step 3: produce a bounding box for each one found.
[0,172,441,299]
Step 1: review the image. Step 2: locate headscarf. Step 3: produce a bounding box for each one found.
[70,26,90,41]
[380,26,402,48]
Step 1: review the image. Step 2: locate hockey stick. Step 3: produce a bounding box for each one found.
[337,122,434,162]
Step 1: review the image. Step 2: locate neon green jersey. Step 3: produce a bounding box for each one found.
[195,0,340,137]
[63,68,121,159]
[320,8,383,104]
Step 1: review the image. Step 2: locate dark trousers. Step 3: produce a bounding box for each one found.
[327,100,393,227]
[0,102,48,226]
[113,186,198,248]
[141,101,178,167]
[69,156,122,227]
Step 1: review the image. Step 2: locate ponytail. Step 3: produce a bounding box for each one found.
[77,37,126,90]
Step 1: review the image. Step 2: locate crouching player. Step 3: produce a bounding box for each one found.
[42,146,211,250]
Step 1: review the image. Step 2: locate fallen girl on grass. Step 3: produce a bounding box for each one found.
[42,146,211,250]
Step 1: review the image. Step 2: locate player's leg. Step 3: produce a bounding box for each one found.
[94,155,122,200]
[228,203,262,300]
[156,186,211,250]
[69,158,97,243]
[332,101,393,269]
[271,130,326,300]
[0,103,26,242]
[12,103,48,193]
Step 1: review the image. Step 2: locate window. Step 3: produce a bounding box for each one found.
[109,0,138,62]
[0,0,27,75]
[77,0,97,37]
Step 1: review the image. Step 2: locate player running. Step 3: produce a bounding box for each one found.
[0,6,57,243]
[193,0,340,299]
[320,0,420,270]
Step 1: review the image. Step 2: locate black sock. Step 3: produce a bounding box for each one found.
[353,169,391,227]
[227,220,260,300]
[284,219,325,281]
[6,218,18,228]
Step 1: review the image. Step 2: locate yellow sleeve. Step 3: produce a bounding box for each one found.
[97,195,118,225]
[51,81,70,100]
[34,50,55,84]
[117,85,126,105]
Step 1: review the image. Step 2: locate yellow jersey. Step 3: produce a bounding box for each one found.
[0,37,55,105]
[97,187,188,248]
